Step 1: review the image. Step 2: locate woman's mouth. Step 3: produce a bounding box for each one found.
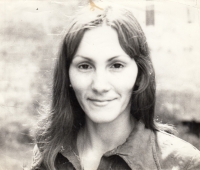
[88,98,115,107]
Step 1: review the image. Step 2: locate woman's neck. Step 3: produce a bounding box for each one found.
[77,112,135,170]
[79,113,135,154]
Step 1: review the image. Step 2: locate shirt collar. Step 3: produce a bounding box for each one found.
[61,121,158,170]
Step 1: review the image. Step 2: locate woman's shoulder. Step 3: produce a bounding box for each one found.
[31,144,43,170]
[155,130,200,169]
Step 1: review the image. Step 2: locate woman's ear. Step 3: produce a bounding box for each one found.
[135,74,141,86]
[132,73,143,93]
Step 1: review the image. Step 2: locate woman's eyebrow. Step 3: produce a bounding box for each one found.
[107,55,130,62]
[107,56,120,62]
[73,55,93,62]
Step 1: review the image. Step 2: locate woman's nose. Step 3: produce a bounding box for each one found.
[91,70,111,94]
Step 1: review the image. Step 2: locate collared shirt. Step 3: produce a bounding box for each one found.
[32,122,200,170]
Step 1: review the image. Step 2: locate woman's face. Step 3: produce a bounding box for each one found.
[69,26,138,124]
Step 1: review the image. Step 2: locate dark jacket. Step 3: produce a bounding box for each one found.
[31,122,200,170]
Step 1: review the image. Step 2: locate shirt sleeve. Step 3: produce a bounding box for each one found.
[186,147,200,170]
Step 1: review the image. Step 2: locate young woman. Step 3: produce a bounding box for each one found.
[31,2,200,170]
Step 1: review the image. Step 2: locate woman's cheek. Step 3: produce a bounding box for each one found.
[70,70,92,92]
[112,69,138,92]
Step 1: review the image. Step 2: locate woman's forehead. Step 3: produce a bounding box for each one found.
[74,25,128,59]
[81,25,117,44]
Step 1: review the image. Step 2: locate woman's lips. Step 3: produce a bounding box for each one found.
[88,98,115,107]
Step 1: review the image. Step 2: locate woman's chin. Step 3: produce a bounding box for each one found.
[85,112,121,125]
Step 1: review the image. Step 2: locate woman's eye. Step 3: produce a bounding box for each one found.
[78,64,93,70]
[111,63,124,69]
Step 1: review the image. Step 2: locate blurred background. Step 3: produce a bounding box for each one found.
[0,0,200,169]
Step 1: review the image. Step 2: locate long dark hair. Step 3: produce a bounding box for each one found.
[34,4,158,170]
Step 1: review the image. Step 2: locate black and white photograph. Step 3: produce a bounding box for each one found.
[0,0,200,169]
